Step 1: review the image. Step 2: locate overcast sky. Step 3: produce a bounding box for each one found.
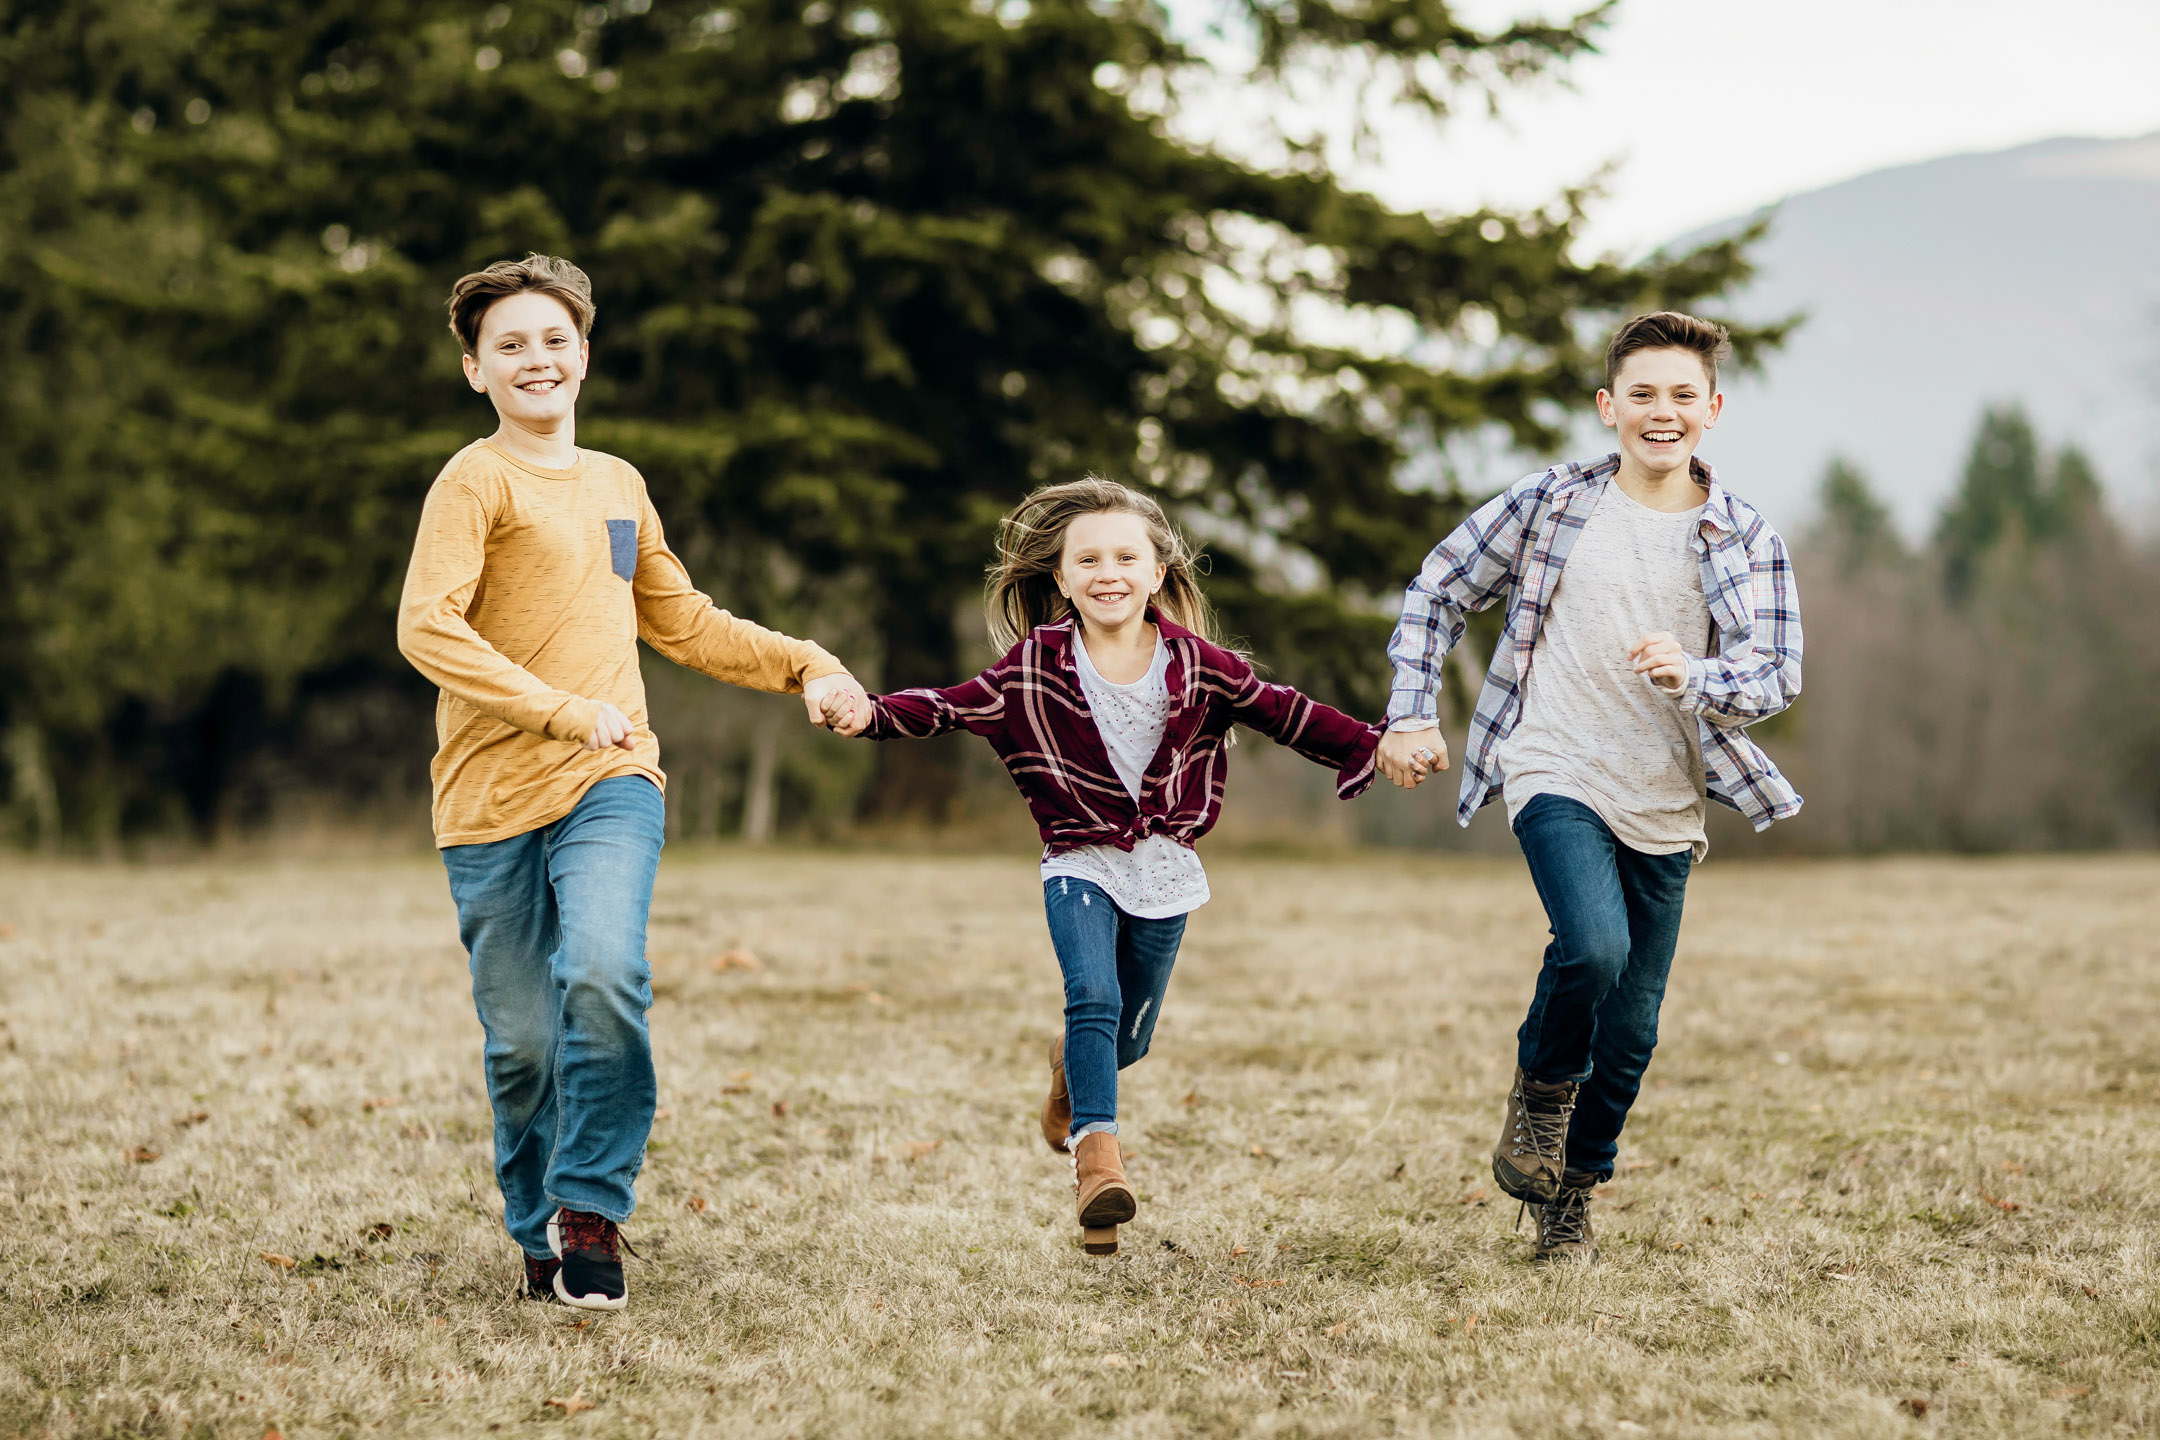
[1174,0,2160,255]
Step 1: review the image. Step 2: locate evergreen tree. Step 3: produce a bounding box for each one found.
[1,0,1780,836]
[1813,456,1900,576]
[1937,407,2107,600]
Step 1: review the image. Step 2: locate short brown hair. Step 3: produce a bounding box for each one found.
[1604,310,1730,392]
[446,254,595,354]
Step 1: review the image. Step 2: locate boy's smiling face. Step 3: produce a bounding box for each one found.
[463,290,588,430]
[1597,346,1722,480]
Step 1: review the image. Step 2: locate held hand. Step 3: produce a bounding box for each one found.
[1376,727,1448,790]
[583,702,638,752]
[1628,631,1689,694]
[803,672,871,736]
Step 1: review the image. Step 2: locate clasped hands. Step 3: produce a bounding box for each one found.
[1374,631,1689,789]
[579,673,873,752]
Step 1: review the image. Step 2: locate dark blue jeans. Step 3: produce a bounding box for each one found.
[440,775,666,1256]
[1042,877,1187,1140]
[1512,793,1691,1182]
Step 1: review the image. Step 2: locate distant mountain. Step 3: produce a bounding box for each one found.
[1667,132,2160,536]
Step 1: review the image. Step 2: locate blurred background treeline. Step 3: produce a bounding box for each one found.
[2,0,2155,855]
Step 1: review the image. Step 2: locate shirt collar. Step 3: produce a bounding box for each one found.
[1569,452,1737,535]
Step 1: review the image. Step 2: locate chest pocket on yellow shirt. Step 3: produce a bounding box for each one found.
[606,519,638,582]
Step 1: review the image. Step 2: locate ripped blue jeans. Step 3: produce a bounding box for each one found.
[1042,877,1188,1141]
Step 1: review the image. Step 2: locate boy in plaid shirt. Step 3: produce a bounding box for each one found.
[1377,312,1803,1262]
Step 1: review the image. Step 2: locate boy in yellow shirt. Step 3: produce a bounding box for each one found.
[397,255,865,1310]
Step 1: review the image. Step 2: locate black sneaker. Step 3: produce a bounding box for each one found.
[523,1253,562,1301]
[546,1208,627,1312]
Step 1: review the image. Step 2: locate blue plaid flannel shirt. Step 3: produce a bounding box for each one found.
[1385,453,1804,832]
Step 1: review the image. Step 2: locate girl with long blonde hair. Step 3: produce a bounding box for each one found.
[830,477,1381,1254]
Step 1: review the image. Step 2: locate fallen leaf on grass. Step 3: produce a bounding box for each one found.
[2053,1385,2090,1399]
[361,1097,397,1111]
[1982,1192,2021,1213]
[1326,1322,1348,1337]
[1899,1397,1929,1417]
[906,1140,942,1160]
[720,1085,752,1095]
[263,1428,285,1440]
[1667,1242,1688,1252]
[2004,1161,2025,1175]
[546,1388,596,1415]
[260,1252,297,1269]
[771,1100,790,1118]
[1248,1145,1278,1159]
[1098,1354,1129,1369]
[1235,1277,1285,1289]
[1181,1090,1199,1108]
[1457,1188,1487,1204]
[2082,1285,2101,1299]
[710,948,762,972]
[653,1107,675,1122]
[1229,1245,1249,1258]
[364,1223,395,1241]
[130,1146,162,1164]
[686,1196,708,1213]
[172,1111,210,1129]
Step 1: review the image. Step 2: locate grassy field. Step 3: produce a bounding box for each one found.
[4,849,2159,1438]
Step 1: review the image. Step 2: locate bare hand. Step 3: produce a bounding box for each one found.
[583,702,638,752]
[1377,727,1448,789]
[803,672,871,736]
[1628,631,1689,693]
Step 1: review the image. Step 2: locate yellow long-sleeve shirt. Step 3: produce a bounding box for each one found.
[396,439,844,847]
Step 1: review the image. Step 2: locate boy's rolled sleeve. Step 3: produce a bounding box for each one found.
[1676,526,1803,727]
[1385,485,1528,728]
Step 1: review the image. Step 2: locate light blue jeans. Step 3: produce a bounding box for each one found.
[441,775,665,1257]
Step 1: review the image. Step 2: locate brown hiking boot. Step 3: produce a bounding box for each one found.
[1041,1036,1072,1153]
[1533,1173,1598,1264]
[1073,1131,1137,1255]
[1492,1067,1578,1204]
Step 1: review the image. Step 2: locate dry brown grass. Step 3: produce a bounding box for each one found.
[3,849,2159,1438]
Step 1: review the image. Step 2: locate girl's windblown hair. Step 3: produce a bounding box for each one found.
[986,477,1221,652]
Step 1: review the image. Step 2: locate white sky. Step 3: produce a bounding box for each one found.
[1172,0,2160,255]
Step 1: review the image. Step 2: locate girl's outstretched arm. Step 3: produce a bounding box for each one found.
[845,664,1009,742]
[1218,656,1382,799]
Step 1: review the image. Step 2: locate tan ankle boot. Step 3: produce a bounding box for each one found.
[1072,1131,1137,1254]
[1492,1067,1578,1204]
[1041,1036,1071,1153]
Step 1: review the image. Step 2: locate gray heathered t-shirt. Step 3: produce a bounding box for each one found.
[1496,484,1713,860]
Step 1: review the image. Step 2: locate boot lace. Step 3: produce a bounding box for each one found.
[1511,1081,1572,1161]
[1539,1186,1592,1248]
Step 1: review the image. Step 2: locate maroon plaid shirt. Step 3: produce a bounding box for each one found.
[865,613,1381,855]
